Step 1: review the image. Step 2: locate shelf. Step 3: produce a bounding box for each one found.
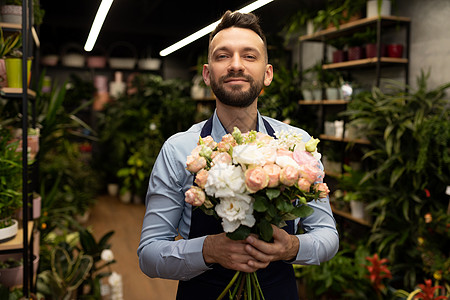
[332,208,371,227]
[0,23,40,46]
[0,221,34,251]
[322,57,408,70]
[299,99,349,105]
[319,134,371,145]
[1,88,36,98]
[300,16,411,42]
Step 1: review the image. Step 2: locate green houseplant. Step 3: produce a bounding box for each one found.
[0,127,22,239]
[343,71,450,289]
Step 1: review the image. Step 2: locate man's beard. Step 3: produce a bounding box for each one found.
[210,72,264,108]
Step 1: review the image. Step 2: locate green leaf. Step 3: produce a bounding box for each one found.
[291,205,314,218]
[390,166,405,187]
[253,196,269,212]
[265,189,280,200]
[227,225,251,241]
[275,199,293,213]
[259,219,273,242]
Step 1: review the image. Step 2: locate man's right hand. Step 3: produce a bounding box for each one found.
[202,233,270,273]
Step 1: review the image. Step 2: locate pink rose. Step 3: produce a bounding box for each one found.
[280,165,299,186]
[245,166,269,193]
[314,183,330,198]
[184,186,206,206]
[186,154,207,173]
[293,150,317,166]
[277,148,293,158]
[217,134,237,152]
[298,164,323,184]
[201,136,217,149]
[194,169,209,188]
[263,163,281,188]
[297,178,311,192]
[211,152,232,165]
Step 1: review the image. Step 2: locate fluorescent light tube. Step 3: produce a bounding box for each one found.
[84,0,114,52]
[159,0,274,57]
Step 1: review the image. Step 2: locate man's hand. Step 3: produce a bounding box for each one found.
[203,233,271,273]
[244,225,299,267]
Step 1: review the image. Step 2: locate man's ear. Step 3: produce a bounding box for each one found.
[264,64,273,87]
[202,64,210,86]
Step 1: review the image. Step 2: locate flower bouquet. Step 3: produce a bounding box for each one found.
[184,127,330,299]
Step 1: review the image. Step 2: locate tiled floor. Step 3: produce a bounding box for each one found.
[86,195,178,299]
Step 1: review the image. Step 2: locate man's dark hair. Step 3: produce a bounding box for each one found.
[209,10,267,49]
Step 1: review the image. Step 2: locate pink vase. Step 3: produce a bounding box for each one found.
[365,43,386,58]
[348,46,364,60]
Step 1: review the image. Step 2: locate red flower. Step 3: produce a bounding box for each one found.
[424,188,431,198]
[365,253,392,292]
[414,279,447,300]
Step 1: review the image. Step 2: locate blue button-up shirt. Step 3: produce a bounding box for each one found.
[138,111,339,281]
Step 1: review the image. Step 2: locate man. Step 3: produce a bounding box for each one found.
[138,11,339,299]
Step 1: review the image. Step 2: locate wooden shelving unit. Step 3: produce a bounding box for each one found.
[1,87,36,98]
[322,57,408,69]
[0,222,34,251]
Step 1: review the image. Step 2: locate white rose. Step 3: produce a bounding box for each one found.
[276,155,300,170]
[215,197,255,232]
[232,144,266,166]
[101,249,114,262]
[205,163,246,198]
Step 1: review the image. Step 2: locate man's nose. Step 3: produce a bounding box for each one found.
[228,53,244,73]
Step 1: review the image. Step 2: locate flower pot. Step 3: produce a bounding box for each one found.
[348,46,364,61]
[119,190,132,204]
[365,43,386,58]
[107,183,119,197]
[0,253,39,288]
[5,58,32,88]
[366,0,391,18]
[326,87,340,100]
[350,200,366,220]
[301,89,313,101]
[0,219,18,243]
[387,44,404,58]
[332,50,347,63]
[87,56,107,69]
[0,5,22,24]
[312,89,322,101]
[16,194,41,220]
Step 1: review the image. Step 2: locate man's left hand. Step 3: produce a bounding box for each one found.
[244,225,299,267]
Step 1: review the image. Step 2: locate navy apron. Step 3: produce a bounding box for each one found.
[176,116,298,300]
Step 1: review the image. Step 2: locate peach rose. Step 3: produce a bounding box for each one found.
[280,165,299,186]
[217,134,237,152]
[186,154,207,173]
[184,186,206,206]
[277,148,293,158]
[245,166,269,193]
[298,164,323,184]
[263,163,281,188]
[211,152,232,165]
[297,178,311,192]
[293,150,317,166]
[314,182,330,198]
[201,136,217,149]
[194,169,209,188]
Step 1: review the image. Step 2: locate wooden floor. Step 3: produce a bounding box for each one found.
[86,195,178,300]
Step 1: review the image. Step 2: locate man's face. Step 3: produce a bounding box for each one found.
[203,27,273,107]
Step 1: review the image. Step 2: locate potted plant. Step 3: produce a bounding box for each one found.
[0,127,22,242]
[4,49,32,89]
[0,28,21,88]
[367,0,393,18]
[329,36,348,63]
[0,253,39,288]
[1,0,45,26]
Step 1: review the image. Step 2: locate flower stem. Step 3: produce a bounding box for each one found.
[216,271,241,300]
[246,273,252,300]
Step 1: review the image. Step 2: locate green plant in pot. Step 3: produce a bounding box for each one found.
[0,28,21,87]
[343,71,450,289]
[0,127,22,242]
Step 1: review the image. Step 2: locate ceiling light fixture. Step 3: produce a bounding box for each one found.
[159,0,274,57]
[84,0,114,52]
